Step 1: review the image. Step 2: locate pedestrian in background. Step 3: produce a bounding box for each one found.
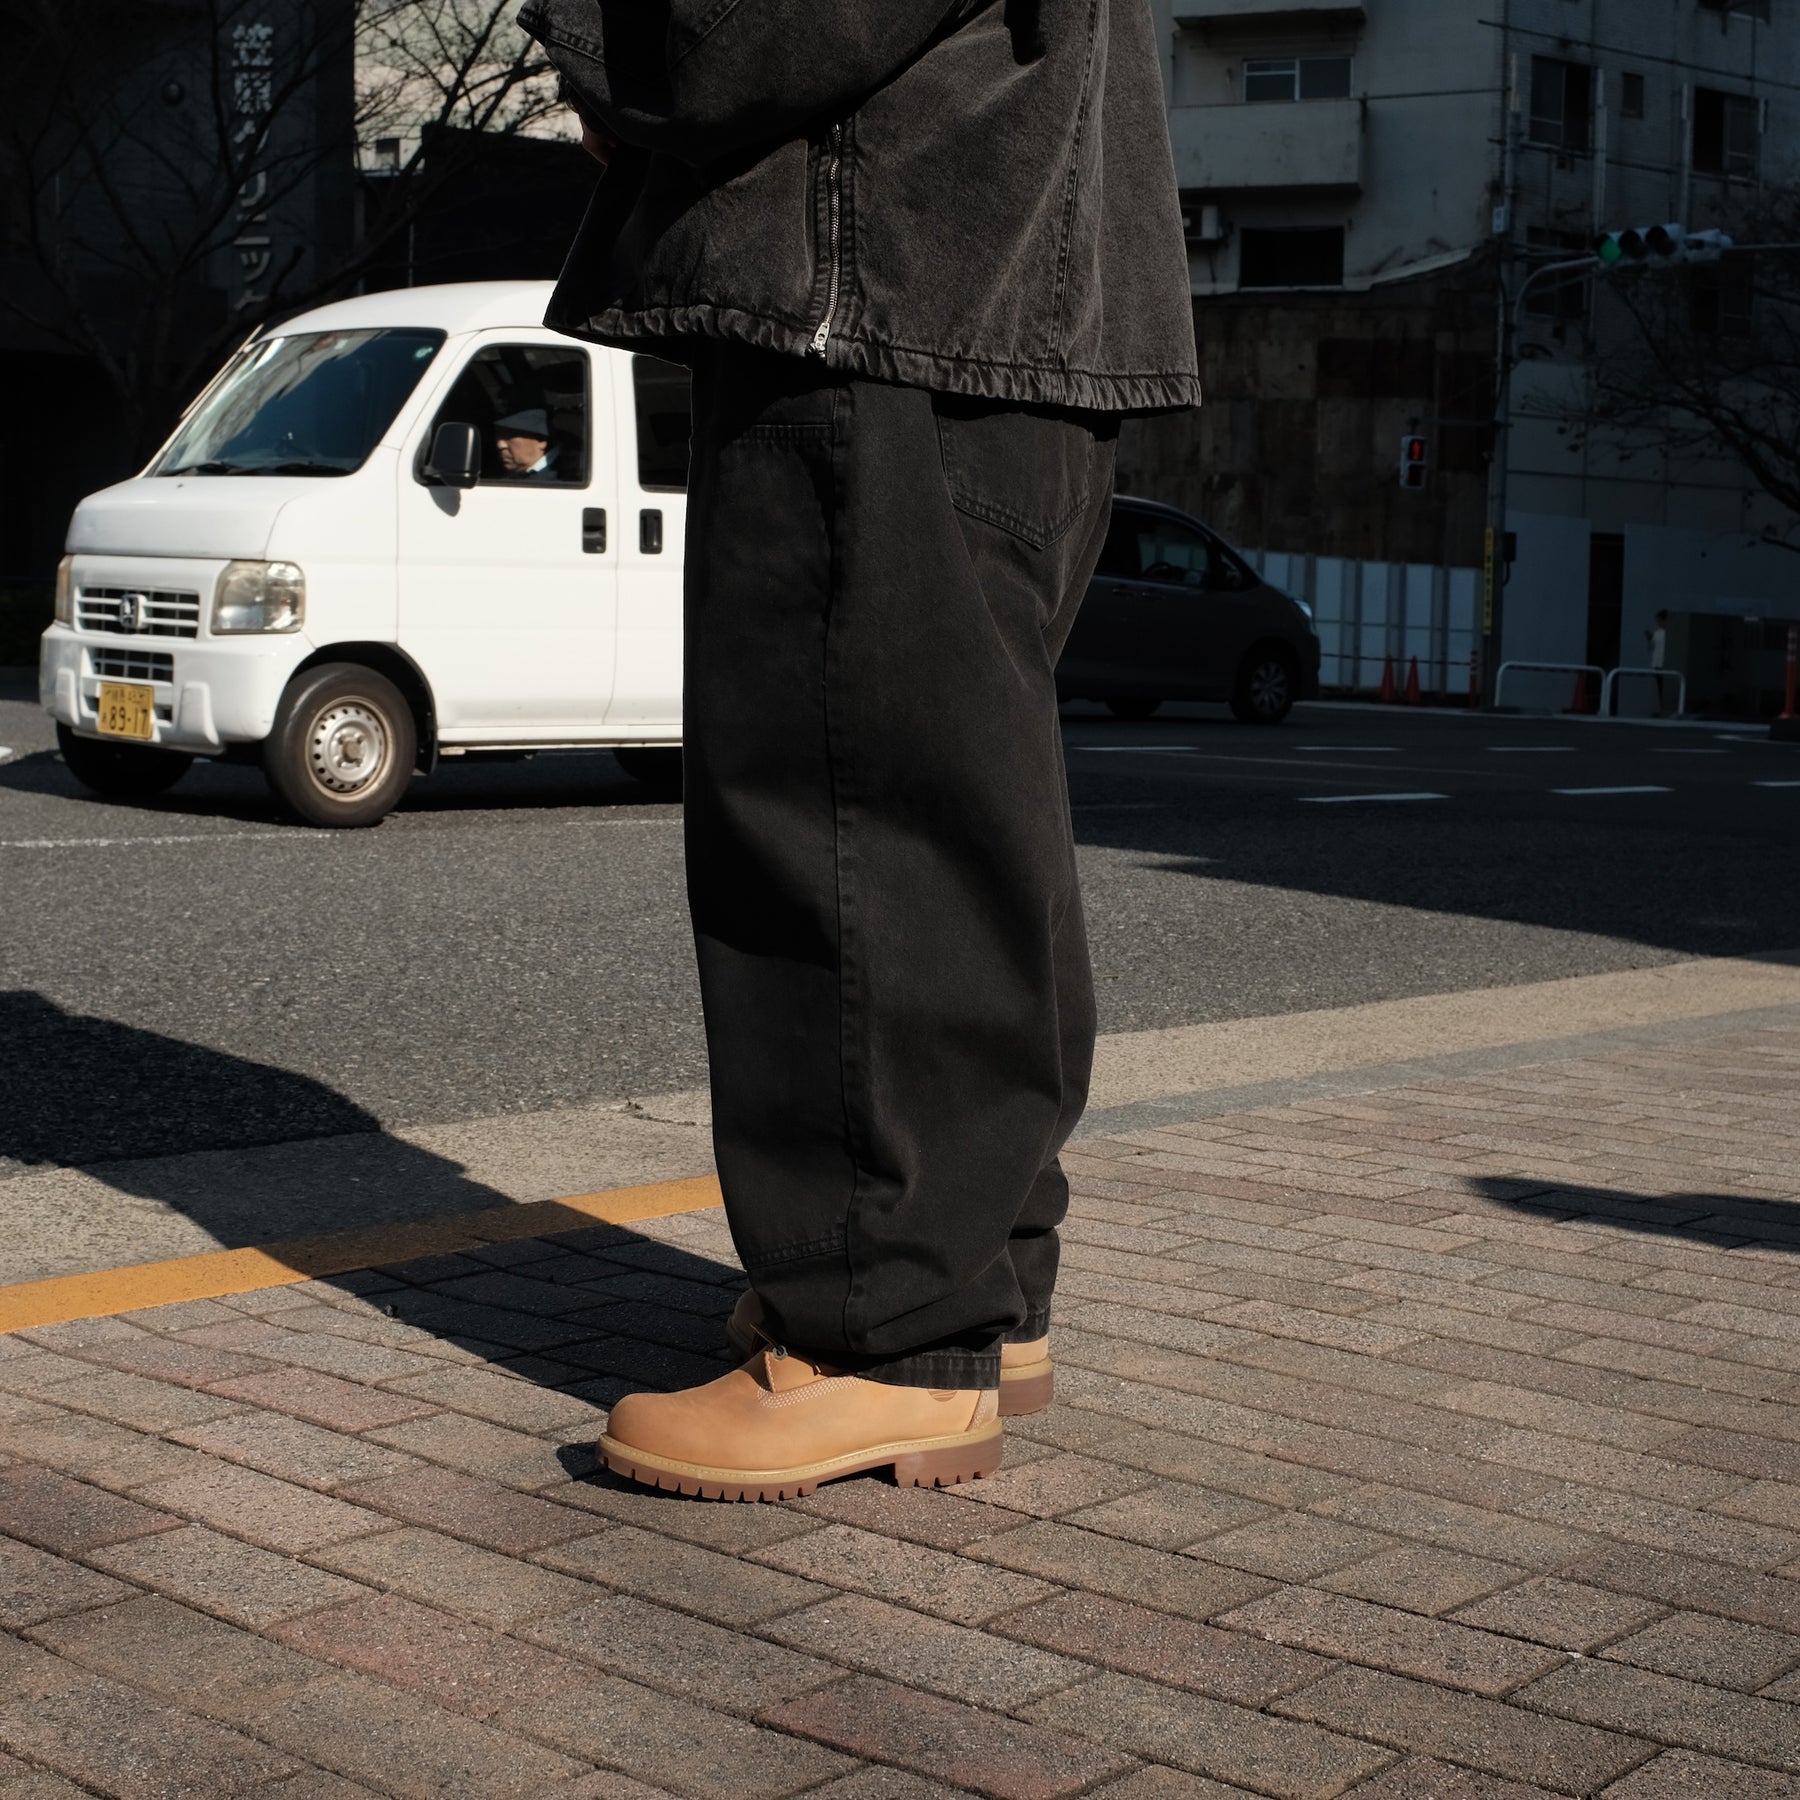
[521,0,1200,1499]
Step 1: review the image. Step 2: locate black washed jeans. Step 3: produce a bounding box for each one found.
[682,343,1118,1390]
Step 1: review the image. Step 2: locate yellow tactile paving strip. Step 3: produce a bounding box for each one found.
[0,1175,723,1335]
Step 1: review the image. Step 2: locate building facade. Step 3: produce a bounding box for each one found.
[1128,0,1800,712]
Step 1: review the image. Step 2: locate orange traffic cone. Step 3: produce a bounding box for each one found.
[1379,656,1397,704]
[1566,671,1590,714]
[1404,657,1422,705]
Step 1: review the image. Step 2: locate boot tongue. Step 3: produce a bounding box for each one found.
[760,1344,831,1393]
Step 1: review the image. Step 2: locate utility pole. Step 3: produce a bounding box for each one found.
[1483,44,1521,706]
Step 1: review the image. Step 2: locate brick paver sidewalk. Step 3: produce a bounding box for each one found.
[3,1023,1799,1799]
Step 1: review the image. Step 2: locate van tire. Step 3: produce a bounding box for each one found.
[265,663,417,828]
[57,726,193,799]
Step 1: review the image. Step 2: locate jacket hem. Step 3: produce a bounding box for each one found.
[544,300,1202,416]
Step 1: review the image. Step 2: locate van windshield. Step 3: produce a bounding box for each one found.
[155,328,445,477]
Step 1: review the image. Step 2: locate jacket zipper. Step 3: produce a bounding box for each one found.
[809,123,845,356]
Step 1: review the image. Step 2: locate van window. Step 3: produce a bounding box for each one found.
[156,328,444,476]
[633,355,692,491]
[425,344,590,486]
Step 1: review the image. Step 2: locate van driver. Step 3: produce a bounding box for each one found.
[493,407,558,481]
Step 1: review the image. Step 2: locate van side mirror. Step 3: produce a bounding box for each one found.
[425,421,481,489]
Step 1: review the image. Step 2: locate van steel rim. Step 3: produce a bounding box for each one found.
[308,700,388,795]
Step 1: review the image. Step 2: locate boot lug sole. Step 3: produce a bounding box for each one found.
[598,1423,1004,1503]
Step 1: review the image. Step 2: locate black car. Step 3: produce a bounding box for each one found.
[1058,496,1322,724]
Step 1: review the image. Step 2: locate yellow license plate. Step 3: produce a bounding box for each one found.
[96,681,156,741]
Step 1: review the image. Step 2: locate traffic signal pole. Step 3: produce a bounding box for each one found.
[1485,253,1597,706]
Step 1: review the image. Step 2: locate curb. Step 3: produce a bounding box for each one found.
[0,1174,723,1335]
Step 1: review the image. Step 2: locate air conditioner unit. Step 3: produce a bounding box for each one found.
[1183,203,1229,245]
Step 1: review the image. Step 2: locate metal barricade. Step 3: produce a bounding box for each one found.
[1493,661,1604,711]
[1602,667,1687,718]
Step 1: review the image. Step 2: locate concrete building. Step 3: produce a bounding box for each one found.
[1126,0,1800,714]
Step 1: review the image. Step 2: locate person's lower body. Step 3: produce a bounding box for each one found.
[599,342,1116,1496]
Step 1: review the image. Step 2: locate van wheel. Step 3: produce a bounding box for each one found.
[613,747,683,793]
[1105,698,1163,721]
[57,725,193,799]
[265,664,417,827]
[1231,647,1299,725]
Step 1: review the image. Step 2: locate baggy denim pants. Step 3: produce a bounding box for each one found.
[682,343,1118,1390]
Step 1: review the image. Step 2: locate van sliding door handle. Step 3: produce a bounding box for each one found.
[581,508,607,553]
[640,509,663,554]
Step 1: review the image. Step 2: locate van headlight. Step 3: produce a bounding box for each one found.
[213,560,305,634]
[54,555,75,624]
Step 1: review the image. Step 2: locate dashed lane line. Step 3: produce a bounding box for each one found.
[1298,792,1448,805]
[1754,779,1800,788]
[1552,786,1673,797]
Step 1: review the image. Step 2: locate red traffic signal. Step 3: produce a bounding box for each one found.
[1399,434,1428,490]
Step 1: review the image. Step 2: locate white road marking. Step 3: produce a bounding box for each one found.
[1077,746,1201,755]
[0,832,329,850]
[1552,786,1672,797]
[1292,745,1401,753]
[1753,780,1800,789]
[1298,792,1447,805]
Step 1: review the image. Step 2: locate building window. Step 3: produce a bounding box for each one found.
[1529,57,1593,150]
[372,137,402,170]
[1242,56,1353,103]
[1524,229,1591,324]
[1239,227,1345,289]
[1693,87,1760,177]
[1621,73,1645,120]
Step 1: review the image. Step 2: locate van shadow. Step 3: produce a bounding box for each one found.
[0,744,676,825]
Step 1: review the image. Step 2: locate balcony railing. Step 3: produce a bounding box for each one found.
[1169,98,1366,194]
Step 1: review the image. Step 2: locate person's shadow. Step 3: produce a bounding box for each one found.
[1,992,743,1446]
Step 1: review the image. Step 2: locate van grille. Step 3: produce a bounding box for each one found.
[78,587,201,638]
[91,649,175,683]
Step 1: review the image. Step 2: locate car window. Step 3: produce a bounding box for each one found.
[1138,520,1216,586]
[424,343,589,486]
[633,354,692,491]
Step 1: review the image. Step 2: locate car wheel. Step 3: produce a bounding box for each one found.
[57,725,193,799]
[265,664,417,827]
[1230,647,1299,725]
[613,747,683,793]
[1105,698,1163,721]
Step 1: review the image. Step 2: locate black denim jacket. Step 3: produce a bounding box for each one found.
[517,0,1201,415]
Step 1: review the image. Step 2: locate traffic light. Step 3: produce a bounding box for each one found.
[1595,224,1734,267]
[1399,434,1428,490]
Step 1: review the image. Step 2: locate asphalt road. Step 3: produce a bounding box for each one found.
[5,667,1799,1176]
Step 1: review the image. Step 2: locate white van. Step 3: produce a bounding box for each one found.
[39,280,690,826]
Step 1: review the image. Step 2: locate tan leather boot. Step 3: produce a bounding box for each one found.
[600,1346,1002,1502]
[725,1290,1054,1417]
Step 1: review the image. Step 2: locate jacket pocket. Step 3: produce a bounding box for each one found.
[933,397,1094,551]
